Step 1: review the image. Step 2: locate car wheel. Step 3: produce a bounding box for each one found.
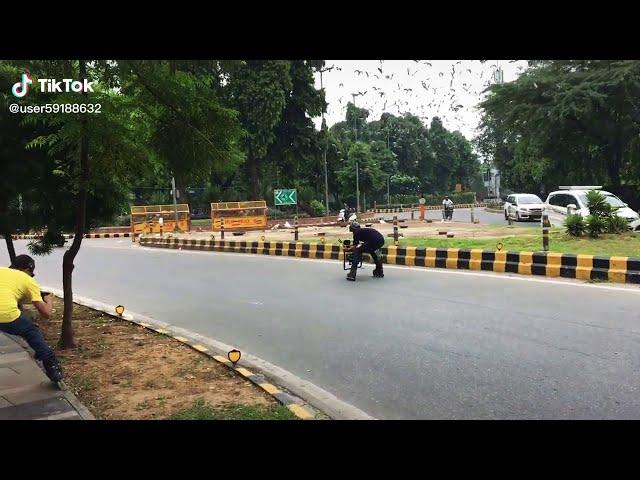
[516,212,521,222]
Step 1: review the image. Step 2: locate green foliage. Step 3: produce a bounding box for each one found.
[564,214,586,236]
[309,199,326,217]
[170,398,298,420]
[585,190,612,218]
[585,214,607,238]
[606,215,631,234]
[478,60,640,193]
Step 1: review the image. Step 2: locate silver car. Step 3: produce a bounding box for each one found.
[504,194,545,222]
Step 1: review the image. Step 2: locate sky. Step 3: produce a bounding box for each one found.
[313,60,529,141]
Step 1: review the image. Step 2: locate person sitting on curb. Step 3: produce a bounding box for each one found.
[0,254,63,385]
[345,220,385,281]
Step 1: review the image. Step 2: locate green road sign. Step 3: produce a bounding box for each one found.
[274,189,297,206]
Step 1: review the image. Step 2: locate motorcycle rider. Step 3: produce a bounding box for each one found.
[442,195,454,222]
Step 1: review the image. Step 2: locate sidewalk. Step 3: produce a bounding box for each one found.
[0,332,94,420]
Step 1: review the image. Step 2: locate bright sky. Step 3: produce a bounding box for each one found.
[313,60,529,141]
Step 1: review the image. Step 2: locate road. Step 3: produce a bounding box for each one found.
[5,238,640,419]
[378,207,543,227]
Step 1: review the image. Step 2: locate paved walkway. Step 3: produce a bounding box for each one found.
[0,332,93,420]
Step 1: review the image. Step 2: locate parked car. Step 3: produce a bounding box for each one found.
[504,194,545,221]
[545,186,640,231]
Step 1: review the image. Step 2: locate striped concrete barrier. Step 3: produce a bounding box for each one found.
[368,203,487,214]
[11,233,131,240]
[139,237,640,285]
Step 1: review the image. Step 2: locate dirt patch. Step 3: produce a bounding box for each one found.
[161,219,533,244]
[37,297,285,420]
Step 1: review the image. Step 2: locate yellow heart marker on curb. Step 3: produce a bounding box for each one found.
[115,305,125,316]
[496,242,503,251]
[228,349,241,364]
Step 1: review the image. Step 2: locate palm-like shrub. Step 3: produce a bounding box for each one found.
[565,214,585,236]
[585,214,607,238]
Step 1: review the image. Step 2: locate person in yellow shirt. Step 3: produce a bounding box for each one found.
[0,254,63,384]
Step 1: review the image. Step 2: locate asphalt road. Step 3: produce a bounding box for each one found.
[6,238,640,419]
[378,207,543,227]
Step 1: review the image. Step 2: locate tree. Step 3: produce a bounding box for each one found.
[478,60,640,193]
[218,60,292,199]
[263,61,326,214]
[120,60,245,208]
[336,143,386,204]
[5,59,157,348]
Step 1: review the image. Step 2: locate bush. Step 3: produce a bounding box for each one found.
[585,190,612,218]
[310,199,327,217]
[564,214,585,236]
[606,215,630,234]
[114,215,131,227]
[585,214,607,238]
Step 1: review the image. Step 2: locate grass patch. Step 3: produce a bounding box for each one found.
[170,398,299,420]
[191,219,211,226]
[68,374,96,394]
[290,230,640,257]
[395,232,640,256]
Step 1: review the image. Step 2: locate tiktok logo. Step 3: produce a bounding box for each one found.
[12,72,33,98]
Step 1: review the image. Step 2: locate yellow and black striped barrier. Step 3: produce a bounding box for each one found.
[368,203,487,214]
[11,233,132,240]
[140,237,640,285]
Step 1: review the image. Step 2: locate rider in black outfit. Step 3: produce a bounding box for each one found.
[346,221,385,281]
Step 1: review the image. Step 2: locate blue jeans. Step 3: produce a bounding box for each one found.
[0,311,57,364]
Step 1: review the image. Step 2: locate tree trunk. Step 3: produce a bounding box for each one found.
[607,146,622,188]
[248,157,261,199]
[59,59,89,350]
[174,174,190,207]
[4,234,16,264]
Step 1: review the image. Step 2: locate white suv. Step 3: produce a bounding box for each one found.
[545,186,640,231]
[504,194,545,222]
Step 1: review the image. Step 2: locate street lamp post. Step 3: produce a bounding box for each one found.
[171,176,180,232]
[319,66,331,215]
[352,92,363,213]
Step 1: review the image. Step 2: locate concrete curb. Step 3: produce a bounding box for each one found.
[61,389,96,420]
[139,237,640,285]
[10,233,131,240]
[41,287,374,420]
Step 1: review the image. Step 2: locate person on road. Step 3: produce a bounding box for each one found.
[0,254,63,384]
[345,221,385,281]
[442,196,454,222]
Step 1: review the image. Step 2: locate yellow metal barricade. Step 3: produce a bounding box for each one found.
[211,200,268,231]
[131,204,190,240]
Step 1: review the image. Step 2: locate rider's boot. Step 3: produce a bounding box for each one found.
[346,268,357,281]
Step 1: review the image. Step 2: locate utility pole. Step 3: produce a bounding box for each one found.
[319,66,332,215]
[171,176,179,232]
[352,92,364,213]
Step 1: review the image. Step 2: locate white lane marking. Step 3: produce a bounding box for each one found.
[78,242,640,295]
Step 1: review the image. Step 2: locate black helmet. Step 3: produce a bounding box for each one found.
[10,254,35,275]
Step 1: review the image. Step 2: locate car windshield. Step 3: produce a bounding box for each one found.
[517,195,542,204]
[577,193,626,209]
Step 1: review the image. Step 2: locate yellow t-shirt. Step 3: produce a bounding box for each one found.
[0,267,42,323]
